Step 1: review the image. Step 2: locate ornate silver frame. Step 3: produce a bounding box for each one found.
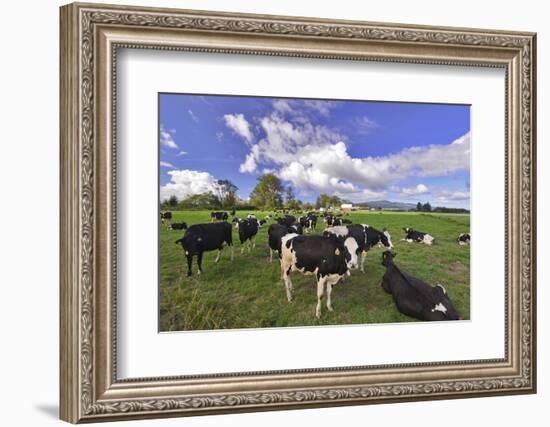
[60,2,536,423]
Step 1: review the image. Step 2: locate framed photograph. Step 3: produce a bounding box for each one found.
[60,2,537,423]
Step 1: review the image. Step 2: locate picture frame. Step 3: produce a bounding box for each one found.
[59,2,536,423]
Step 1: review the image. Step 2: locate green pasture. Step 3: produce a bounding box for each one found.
[159,210,470,331]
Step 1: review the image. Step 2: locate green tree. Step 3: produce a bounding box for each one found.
[315,194,332,209]
[285,185,295,206]
[214,179,238,208]
[249,174,284,210]
[167,195,178,207]
[422,202,432,212]
[416,202,422,211]
[178,192,220,209]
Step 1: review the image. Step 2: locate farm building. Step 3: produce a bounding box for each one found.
[341,203,354,211]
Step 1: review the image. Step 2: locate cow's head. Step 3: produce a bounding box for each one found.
[380,228,394,249]
[433,284,462,320]
[381,250,396,267]
[343,237,359,270]
[175,232,200,256]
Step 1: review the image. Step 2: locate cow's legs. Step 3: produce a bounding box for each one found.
[186,255,193,277]
[214,248,221,263]
[248,239,251,254]
[315,277,327,319]
[360,253,366,273]
[240,241,245,255]
[252,236,256,250]
[326,283,334,312]
[269,248,273,263]
[230,245,234,261]
[282,266,294,301]
[197,252,203,275]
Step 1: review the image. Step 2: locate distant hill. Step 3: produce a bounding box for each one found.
[358,200,417,210]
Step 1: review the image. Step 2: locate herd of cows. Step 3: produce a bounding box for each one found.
[160,210,470,322]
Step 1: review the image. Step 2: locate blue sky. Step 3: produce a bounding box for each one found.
[159,94,471,208]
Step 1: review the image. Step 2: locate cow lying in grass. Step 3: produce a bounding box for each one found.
[324,224,393,273]
[457,233,471,245]
[280,234,358,318]
[175,222,234,276]
[169,222,187,230]
[380,251,460,321]
[402,227,434,245]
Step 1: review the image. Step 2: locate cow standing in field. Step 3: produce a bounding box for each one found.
[457,233,471,245]
[280,234,359,318]
[160,211,172,227]
[380,251,460,321]
[402,227,434,245]
[210,211,229,222]
[298,214,317,233]
[276,215,296,227]
[267,223,292,263]
[236,218,260,254]
[324,224,393,273]
[175,222,234,276]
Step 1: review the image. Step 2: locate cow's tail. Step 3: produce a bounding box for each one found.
[175,238,183,245]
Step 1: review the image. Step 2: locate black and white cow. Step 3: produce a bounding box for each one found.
[288,222,303,235]
[247,213,257,220]
[323,214,336,226]
[276,215,296,227]
[267,223,292,263]
[457,233,471,245]
[237,218,260,254]
[175,222,234,276]
[160,211,172,227]
[298,214,317,233]
[324,224,393,273]
[402,227,434,245]
[169,222,188,230]
[380,251,460,321]
[280,234,359,318]
[210,211,229,222]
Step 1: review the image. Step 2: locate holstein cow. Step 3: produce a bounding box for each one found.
[280,234,359,318]
[288,222,303,235]
[299,214,317,232]
[276,215,296,227]
[160,211,172,227]
[175,222,234,276]
[169,222,188,230]
[210,211,229,222]
[402,227,434,245]
[457,233,471,245]
[324,224,393,273]
[236,218,260,254]
[267,223,292,263]
[380,251,461,321]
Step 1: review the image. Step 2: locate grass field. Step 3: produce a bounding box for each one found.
[159,210,470,331]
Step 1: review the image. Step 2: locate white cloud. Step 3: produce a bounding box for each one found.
[399,184,430,197]
[435,190,470,202]
[188,109,199,123]
[272,99,339,123]
[160,125,178,149]
[160,161,175,168]
[236,107,470,201]
[216,132,224,142]
[354,115,379,134]
[160,169,218,201]
[176,151,187,156]
[224,113,254,144]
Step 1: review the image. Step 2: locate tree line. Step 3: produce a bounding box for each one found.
[160,173,347,211]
